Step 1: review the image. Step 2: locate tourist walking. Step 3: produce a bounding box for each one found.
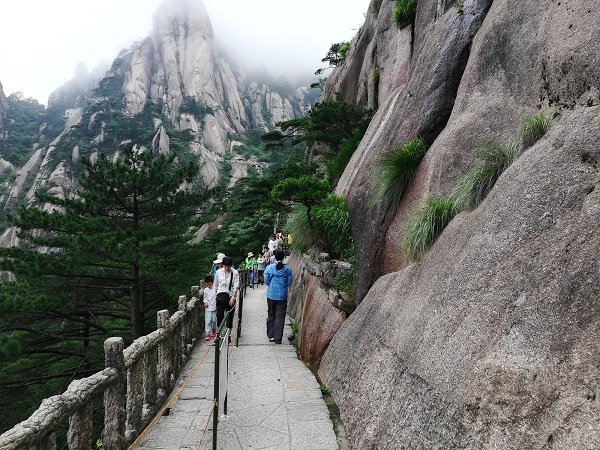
[215,256,239,341]
[256,251,266,285]
[268,234,279,254]
[203,274,216,340]
[264,250,292,344]
[245,252,257,288]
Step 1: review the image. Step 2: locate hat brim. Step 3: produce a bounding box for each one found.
[213,259,223,264]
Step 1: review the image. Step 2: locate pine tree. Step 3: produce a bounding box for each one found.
[0,146,207,430]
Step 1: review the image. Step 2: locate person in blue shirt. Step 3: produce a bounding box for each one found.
[264,250,292,344]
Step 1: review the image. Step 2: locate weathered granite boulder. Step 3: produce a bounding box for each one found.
[333,0,492,302]
[320,105,600,448]
[319,0,600,447]
[287,253,354,368]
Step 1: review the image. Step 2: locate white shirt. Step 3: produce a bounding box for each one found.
[215,267,240,295]
[268,238,278,253]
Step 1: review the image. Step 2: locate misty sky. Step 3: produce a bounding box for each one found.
[0,0,369,105]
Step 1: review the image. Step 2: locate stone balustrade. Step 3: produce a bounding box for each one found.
[0,286,204,450]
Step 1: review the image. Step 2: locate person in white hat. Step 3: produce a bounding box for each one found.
[245,252,257,288]
[212,253,225,278]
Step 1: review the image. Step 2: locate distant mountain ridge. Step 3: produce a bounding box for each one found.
[0,0,317,246]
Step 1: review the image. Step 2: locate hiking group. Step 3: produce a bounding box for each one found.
[202,233,292,344]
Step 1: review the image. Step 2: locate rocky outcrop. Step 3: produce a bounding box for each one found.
[318,0,600,447]
[120,0,307,156]
[332,0,492,302]
[287,253,354,368]
[0,0,313,211]
[48,62,107,109]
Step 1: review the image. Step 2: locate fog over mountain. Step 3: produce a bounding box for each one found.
[0,0,368,104]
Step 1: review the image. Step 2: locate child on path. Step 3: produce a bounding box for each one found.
[203,275,217,340]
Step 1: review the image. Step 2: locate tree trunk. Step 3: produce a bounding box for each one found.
[130,264,144,339]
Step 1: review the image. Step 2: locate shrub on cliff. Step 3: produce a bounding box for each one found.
[393,0,418,28]
[374,137,426,205]
[287,194,354,262]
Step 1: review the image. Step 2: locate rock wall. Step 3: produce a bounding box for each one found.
[287,253,353,368]
[317,0,600,447]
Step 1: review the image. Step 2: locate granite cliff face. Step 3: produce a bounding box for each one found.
[0,0,311,223]
[315,0,600,447]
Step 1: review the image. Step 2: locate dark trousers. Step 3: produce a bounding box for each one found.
[266,298,287,343]
[216,294,235,330]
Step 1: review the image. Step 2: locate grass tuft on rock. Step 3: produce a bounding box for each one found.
[451,139,520,210]
[403,195,457,261]
[375,137,426,204]
[520,112,552,148]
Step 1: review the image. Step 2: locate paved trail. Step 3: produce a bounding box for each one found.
[134,283,337,450]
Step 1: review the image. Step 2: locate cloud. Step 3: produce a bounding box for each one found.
[0,0,368,103]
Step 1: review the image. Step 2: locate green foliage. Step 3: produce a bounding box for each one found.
[325,128,365,185]
[333,266,356,298]
[451,140,520,210]
[179,96,213,121]
[2,146,205,338]
[0,93,59,167]
[263,95,373,157]
[393,0,418,27]
[403,196,457,261]
[372,67,381,82]
[315,42,351,75]
[320,385,330,395]
[287,195,354,261]
[371,0,384,14]
[452,112,552,212]
[272,176,329,229]
[520,112,552,148]
[455,2,464,12]
[196,156,310,267]
[375,137,426,203]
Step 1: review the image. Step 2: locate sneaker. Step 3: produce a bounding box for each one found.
[269,337,275,342]
[211,328,216,337]
[205,334,211,340]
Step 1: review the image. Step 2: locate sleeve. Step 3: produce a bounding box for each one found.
[286,267,292,287]
[264,266,272,285]
[232,270,240,294]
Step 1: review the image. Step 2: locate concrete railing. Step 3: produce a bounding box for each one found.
[0,286,204,450]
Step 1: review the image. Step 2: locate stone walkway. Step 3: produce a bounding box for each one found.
[133,283,337,450]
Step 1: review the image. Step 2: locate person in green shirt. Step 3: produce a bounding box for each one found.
[245,252,257,288]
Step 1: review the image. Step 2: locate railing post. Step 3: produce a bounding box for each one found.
[157,310,173,398]
[142,349,158,423]
[102,337,127,450]
[126,358,143,444]
[192,286,202,342]
[179,295,189,357]
[68,404,93,450]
